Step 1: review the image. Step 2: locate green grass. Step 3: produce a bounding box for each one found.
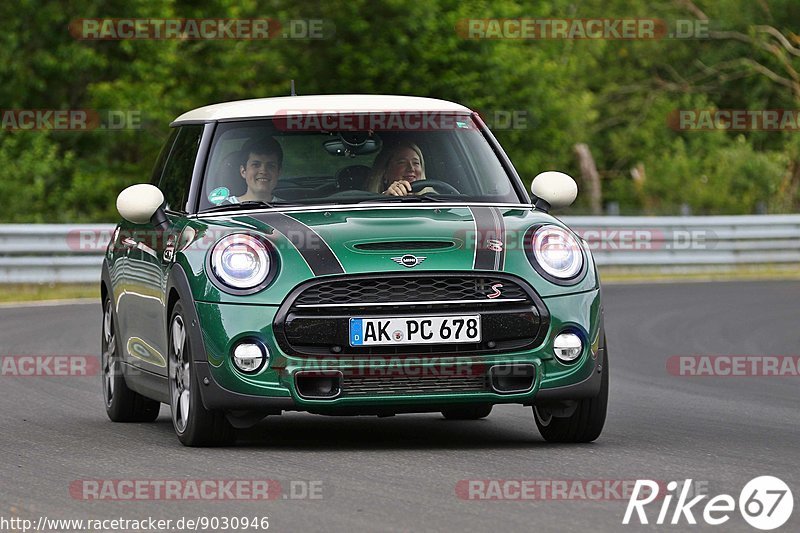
[0,283,99,303]
[599,265,800,284]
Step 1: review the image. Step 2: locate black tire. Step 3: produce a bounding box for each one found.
[533,336,609,443]
[101,296,161,422]
[169,301,235,447]
[441,404,493,420]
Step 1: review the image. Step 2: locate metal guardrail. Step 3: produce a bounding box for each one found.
[0,224,115,283]
[562,215,800,267]
[0,216,798,283]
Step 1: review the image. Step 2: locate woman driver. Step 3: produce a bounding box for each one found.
[367,141,431,196]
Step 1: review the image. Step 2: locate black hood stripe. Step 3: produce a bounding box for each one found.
[469,207,505,271]
[491,207,506,271]
[251,213,345,276]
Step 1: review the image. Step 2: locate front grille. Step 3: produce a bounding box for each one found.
[274,272,550,357]
[294,276,529,306]
[341,374,489,397]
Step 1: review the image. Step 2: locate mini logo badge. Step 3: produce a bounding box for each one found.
[486,283,503,299]
[391,254,426,268]
[486,239,504,252]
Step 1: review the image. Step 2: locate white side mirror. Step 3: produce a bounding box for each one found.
[530,171,578,211]
[117,184,165,224]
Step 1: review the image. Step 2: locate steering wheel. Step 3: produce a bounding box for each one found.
[411,179,460,195]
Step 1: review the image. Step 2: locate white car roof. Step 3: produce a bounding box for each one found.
[171,94,472,125]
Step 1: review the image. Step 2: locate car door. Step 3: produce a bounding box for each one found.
[122,126,202,377]
[115,129,176,360]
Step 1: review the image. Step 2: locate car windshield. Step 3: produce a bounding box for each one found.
[198,114,523,211]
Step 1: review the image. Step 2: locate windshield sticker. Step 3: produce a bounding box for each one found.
[208,187,230,205]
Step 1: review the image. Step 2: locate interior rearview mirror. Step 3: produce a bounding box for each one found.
[323,131,381,157]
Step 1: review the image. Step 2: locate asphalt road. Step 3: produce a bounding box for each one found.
[0,281,798,533]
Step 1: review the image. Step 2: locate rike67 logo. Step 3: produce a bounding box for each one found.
[623,476,794,530]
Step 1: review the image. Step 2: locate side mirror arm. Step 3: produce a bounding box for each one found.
[532,196,551,213]
[150,205,170,231]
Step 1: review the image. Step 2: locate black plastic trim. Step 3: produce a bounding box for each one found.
[121,363,170,403]
[295,371,343,400]
[283,308,540,356]
[489,364,537,394]
[274,271,551,357]
[165,264,208,362]
[532,347,605,403]
[187,122,217,214]
[193,361,295,412]
[354,240,455,251]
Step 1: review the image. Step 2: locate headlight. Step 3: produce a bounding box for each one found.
[530,225,584,280]
[210,234,274,291]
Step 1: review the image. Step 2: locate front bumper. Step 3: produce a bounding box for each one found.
[193,288,602,413]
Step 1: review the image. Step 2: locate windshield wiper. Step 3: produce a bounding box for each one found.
[201,200,279,213]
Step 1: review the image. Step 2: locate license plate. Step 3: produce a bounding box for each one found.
[349,315,481,346]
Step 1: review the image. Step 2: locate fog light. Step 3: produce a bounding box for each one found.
[232,342,268,373]
[553,332,582,363]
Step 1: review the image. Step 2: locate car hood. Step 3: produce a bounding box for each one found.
[181,205,598,303]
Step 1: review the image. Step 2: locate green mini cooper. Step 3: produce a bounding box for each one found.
[101,95,608,446]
